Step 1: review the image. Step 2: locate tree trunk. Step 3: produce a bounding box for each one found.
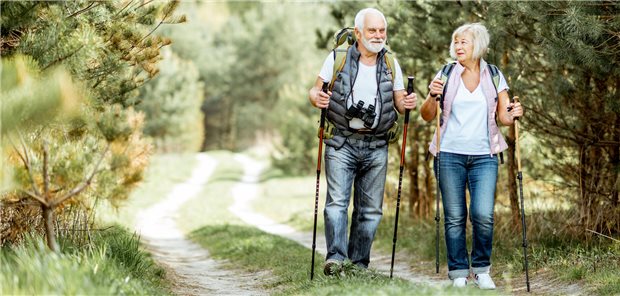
[42,205,59,252]
[408,120,420,218]
[506,125,521,226]
[611,79,620,232]
[422,127,433,219]
[501,50,520,226]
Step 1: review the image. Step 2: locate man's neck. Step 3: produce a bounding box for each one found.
[357,43,378,65]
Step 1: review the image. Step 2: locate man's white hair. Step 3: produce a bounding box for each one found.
[354,8,387,31]
[449,23,490,60]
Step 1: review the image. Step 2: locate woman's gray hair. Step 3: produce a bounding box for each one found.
[449,23,490,60]
[354,8,387,31]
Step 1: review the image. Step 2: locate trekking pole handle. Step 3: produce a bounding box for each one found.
[512,95,522,172]
[320,81,329,125]
[405,76,414,123]
[321,81,329,97]
[510,96,520,120]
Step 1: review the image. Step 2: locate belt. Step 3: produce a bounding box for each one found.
[347,128,374,135]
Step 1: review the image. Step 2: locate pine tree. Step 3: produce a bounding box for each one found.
[492,1,620,235]
[0,0,182,250]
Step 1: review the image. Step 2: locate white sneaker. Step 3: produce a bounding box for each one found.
[452,277,468,288]
[474,273,496,290]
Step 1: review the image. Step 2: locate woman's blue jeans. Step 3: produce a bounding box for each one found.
[323,141,387,268]
[435,152,498,279]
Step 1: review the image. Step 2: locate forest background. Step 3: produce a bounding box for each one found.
[1,0,618,295]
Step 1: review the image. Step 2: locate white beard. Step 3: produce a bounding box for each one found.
[361,36,385,53]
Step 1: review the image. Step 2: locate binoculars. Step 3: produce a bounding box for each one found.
[345,100,376,128]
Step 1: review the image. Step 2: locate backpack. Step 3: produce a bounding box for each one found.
[328,27,396,91]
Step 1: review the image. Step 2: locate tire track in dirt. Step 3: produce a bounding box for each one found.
[135,153,268,296]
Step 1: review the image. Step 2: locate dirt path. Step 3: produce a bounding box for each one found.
[229,154,450,288]
[135,153,267,296]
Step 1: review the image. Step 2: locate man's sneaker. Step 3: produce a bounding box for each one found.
[452,277,468,288]
[474,273,496,290]
[323,259,341,276]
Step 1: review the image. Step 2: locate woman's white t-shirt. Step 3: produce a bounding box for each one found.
[441,76,507,155]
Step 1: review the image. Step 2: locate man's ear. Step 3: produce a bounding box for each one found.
[354,27,362,41]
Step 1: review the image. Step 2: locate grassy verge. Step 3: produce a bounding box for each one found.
[373,211,620,295]
[0,225,169,295]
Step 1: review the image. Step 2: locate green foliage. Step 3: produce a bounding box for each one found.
[0,55,83,135]
[487,1,620,234]
[136,51,204,152]
[0,226,169,295]
[0,0,180,248]
[164,3,332,159]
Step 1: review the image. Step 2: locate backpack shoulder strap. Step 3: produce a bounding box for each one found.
[487,64,500,98]
[440,61,457,82]
[384,51,395,82]
[438,61,457,115]
[330,47,348,91]
[487,63,505,165]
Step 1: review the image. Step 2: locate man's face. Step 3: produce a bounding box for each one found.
[356,13,386,53]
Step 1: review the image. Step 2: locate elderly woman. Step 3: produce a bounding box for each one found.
[420,23,524,289]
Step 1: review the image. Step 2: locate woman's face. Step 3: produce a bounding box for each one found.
[453,32,475,62]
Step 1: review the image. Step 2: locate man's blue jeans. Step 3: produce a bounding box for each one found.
[435,152,498,279]
[323,141,388,268]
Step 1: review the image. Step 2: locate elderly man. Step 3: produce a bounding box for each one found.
[308,7,417,275]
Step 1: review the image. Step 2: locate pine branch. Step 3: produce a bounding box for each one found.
[136,0,155,10]
[42,141,50,201]
[22,190,49,207]
[42,44,85,70]
[114,0,136,17]
[11,134,43,197]
[50,142,110,207]
[124,3,175,58]
[66,1,100,19]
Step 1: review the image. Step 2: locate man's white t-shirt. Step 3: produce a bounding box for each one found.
[318,52,404,129]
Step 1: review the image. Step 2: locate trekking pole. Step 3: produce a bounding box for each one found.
[390,76,415,278]
[513,96,531,292]
[434,90,442,274]
[310,81,329,281]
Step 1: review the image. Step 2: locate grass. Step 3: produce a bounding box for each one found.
[190,224,487,296]
[0,225,169,295]
[372,210,620,295]
[250,164,620,295]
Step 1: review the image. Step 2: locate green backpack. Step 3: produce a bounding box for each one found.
[328,27,396,91]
